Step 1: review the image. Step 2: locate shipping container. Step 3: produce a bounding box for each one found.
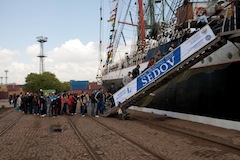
[71,85,89,91]
[7,85,22,92]
[70,80,89,91]
[89,82,104,90]
[0,92,8,99]
[70,80,88,86]
[0,86,8,92]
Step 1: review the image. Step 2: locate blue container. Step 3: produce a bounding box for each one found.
[71,86,89,91]
[70,80,89,86]
[70,81,89,90]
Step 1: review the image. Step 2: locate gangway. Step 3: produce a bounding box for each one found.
[103,24,240,119]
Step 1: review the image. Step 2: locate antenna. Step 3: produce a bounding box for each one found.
[37,36,48,74]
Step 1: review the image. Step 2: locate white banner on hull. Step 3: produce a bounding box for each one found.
[113,25,216,106]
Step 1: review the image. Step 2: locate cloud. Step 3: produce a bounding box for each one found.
[26,44,40,57]
[0,39,99,84]
[0,47,20,67]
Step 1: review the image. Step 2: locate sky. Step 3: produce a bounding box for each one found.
[0,0,112,85]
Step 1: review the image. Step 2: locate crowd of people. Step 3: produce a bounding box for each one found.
[9,88,116,118]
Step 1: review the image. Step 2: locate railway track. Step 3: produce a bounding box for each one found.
[0,110,24,137]
[0,109,239,159]
[0,108,14,120]
[132,116,240,155]
[67,114,166,160]
[66,115,101,160]
[96,109,240,159]
[88,115,166,160]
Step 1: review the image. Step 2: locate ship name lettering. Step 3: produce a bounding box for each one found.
[141,56,175,86]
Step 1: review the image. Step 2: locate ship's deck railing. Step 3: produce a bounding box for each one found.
[222,1,239,32]
[209,1,239,35]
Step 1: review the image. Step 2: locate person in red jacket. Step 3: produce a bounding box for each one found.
[61,93,68,115]
[68,93,74,116]
[143,57,155,72]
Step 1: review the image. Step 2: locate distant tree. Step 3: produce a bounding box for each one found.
[24,72,70,93]
[62,82,71,92]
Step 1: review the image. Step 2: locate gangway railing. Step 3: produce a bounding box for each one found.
[103,3,240,118]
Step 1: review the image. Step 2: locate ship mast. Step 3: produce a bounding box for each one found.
[96,0,103,83]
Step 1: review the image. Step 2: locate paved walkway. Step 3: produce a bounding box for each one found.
[1,99,239,160]
[0,99,12,108]
[129,110,240,149]
[1,98,239,148]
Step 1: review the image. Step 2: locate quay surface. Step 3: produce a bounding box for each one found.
[0,99,240,160]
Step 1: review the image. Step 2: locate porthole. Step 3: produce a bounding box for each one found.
[227,52,232,59]
[208,56,212,62]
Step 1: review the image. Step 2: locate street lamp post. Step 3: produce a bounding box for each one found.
[37,36,48,74]
[4,70,8,85]
[0,77,3,86]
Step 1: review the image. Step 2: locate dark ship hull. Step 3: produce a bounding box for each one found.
[144,61,240,122]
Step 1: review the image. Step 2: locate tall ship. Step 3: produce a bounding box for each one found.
[97,0,240,129]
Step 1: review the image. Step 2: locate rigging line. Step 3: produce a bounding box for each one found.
[118,21,138,26]
[114,0,124,32]
[106,1,117,47]
[165,0,181,21]
[105,0,119,67]
[115,1,135,79]
[129,11,133,24]
[154,1,168,23]
[97,0,109,80]
[124,27,136,31]
[98,0,103,77]
[144,0,153,24]
[99,0,103,57]
[154,2,165,22]
[165,0,177,19]
[112,0,133,62]
[164,0,179,22]
[121,31,126,46]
